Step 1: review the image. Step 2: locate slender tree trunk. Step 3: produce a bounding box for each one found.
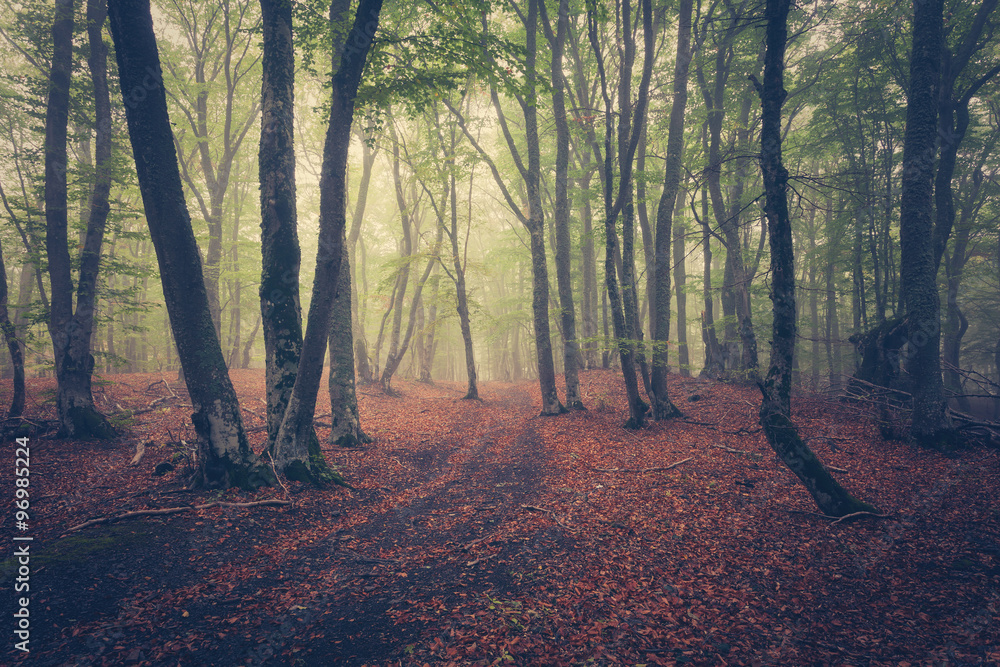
[756,0,875,516]
[542,0,583,409]
[272,0,383,475]
[0,238,24,418]
[650,0,692,419]
[700,183,724,377]
[259,0,305,444]
[580,166,599,369]
[673,199,690,377]
[449,162,478,399]
[523,0,564,415]
[385,119,414,385]
[899,0,952,448]
[349,136,376,383]
[381,227,441,392]
[943,204,976,411]
[47,0,117,438]
[109,0,270,488]
[328,242,370,446]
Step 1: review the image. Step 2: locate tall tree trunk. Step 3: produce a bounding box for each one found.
[650,0,692,420]
[673,197,690,377]
[700,183,724,377]
[756,0,875,516]
[580,165,599,369]
[0,238,24,419]
[259,0,305,445]
[449,160,478,399]
[272,0,383,476]
[46,0,116,438]
[380,227,441,392]
[385,118,414,386]
[328,242,370,446]
[522,0,564,414]
[349,134,376,384]
[899,0,952,448]
[541,0,583,409]
[109,0,270,488]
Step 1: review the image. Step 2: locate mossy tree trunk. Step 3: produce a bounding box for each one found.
[109,0,271,488]
[756,0,875,517]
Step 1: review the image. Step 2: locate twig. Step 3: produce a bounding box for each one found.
[61,499,292,536]
[825,465,848,474]
[830,510,891,525]
[712,443,753,455]
[682,419,718,429]
[593,457,693,474]
[785,507,891,524]
[268,454,292,502]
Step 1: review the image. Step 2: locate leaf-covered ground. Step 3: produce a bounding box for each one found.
[1,369,998,666]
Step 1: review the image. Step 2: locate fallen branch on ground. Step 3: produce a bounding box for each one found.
[61,499,292,536]
[785,507,891,524]
[712,443,753,455]
[593,457,693,474]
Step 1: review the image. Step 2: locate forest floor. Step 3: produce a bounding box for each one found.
[1,368,998,666]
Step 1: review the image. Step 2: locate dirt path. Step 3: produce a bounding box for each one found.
[5,380,563,666]
[240,383,557,665]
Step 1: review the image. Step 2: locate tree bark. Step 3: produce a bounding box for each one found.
[449,158,479,400]
[756,0,875,516]
[699,183,724,377]
[272,0,383,476]
[328,242,370,446]
[349,134,376,384]
[0,237,24,419]
[673,200,690,377]
[899,0,952,448]
[650,0,692,420]
[46,0,117,439]
[109,0,270,488]
[541,0,583,409]
[259,0,305,444]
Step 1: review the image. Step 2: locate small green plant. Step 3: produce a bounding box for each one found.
[109,410,136,431]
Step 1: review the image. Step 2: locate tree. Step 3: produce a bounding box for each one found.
[540,0,583,410]
[588,0,656,427]
[755,0,875,517]
[898,0,952,447]
[258,0,305,445]
[45,0,116,438]
[650,0,693,420]
[108,0,271,488]
[0,235,24,419]
[271,0,384,475]
[445,0,565,415]
[162,0,262,337]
